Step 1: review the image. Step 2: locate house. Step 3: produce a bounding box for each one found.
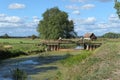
[84,33,97,40]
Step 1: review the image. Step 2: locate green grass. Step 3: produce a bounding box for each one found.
[60,50,92,66]
[52,42,120,80]
[0,38,46,60]
[0,38,40,44]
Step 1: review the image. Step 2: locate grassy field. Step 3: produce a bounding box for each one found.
[0,38,41,49]
[0,38,46,60]
[0,38,120,80]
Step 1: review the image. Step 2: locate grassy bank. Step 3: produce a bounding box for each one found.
[52,42,120,80]
[0,38,45,60]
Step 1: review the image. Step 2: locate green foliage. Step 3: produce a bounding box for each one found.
[114,1,120,18]
[61,51,92,66]
[12,68,27,80]
[2,33,10,38]
[31,34,37,40]
[37,7,77,40]
[102,32,120,38]
[0,49,26,60]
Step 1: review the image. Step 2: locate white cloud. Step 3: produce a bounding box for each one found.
[8,3,25,9]
[0,14,23,23]
[81,4,95,10]
[74,17,96,25]
[32,16,40,23]
[65,4,95,15]
[65,5,79,10]
[0,14,39,28]
[0,14,6,17]
[72,10,80,15]
[108,14,120,23]
[73,14,120,36]
[0,14,39,36]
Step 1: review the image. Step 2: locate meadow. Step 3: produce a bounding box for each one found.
[0,38,120,80]
[0,38,45,60]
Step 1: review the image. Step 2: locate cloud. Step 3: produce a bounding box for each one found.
[8,3,26,9]
[108,14,120,23]
[65,5,79,10]
[0,14,23,27]
[74,17,96,25]
[72,10,80,15]
[0,13,39,36]
[65,4,95,15]
[73,14,120,36]
[81,4,95,10]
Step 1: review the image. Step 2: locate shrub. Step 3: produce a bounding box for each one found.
[0,49,26,60]
[12,68,27,80]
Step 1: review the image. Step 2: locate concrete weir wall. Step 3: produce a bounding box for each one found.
[84,43,102,50]
[45,41,102,51]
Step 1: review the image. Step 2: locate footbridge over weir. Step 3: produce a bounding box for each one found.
[42,40,102,51]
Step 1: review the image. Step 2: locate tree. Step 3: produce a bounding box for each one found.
[31,34,37,40]
[37,7,77,40]
[114,0,120,18]
[102,32,120,38]
[3,33,9,38]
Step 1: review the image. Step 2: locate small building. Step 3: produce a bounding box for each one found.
[84,33,97,40]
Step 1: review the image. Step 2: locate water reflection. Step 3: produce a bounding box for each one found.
[75,46,84,50]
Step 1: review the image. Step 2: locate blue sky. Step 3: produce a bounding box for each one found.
[0,0,119,36]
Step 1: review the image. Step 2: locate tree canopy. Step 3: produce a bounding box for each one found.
[114,0,120,18]
[102,32,120,38]
[37,7,77,40]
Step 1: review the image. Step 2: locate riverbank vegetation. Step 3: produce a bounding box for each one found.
[0,38,45,61]
[51,41,120,80]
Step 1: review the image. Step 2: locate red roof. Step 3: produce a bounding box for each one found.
[84,33,93,38]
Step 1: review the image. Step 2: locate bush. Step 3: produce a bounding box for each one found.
[12,68,27,80]
[0,49,26,60]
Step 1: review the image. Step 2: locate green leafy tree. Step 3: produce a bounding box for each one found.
[3,33,9,38]
[114,0,120,18]
[31,34,37,40]
[37,7,77,40]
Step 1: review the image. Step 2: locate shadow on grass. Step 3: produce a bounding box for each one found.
[0,54,68,78]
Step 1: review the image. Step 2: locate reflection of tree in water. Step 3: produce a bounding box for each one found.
[114,0,120,18]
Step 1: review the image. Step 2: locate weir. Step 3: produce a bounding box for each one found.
[42,41,102,51]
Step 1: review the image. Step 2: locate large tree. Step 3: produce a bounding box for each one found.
[114,0,120,18]
[37,7,77,40]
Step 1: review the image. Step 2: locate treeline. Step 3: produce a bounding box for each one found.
[0,34,38,40]
[101,32,120,38]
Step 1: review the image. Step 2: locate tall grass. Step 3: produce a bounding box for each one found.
[53,42,120,80]
[12,68,27,80]
[61,50,92,66]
